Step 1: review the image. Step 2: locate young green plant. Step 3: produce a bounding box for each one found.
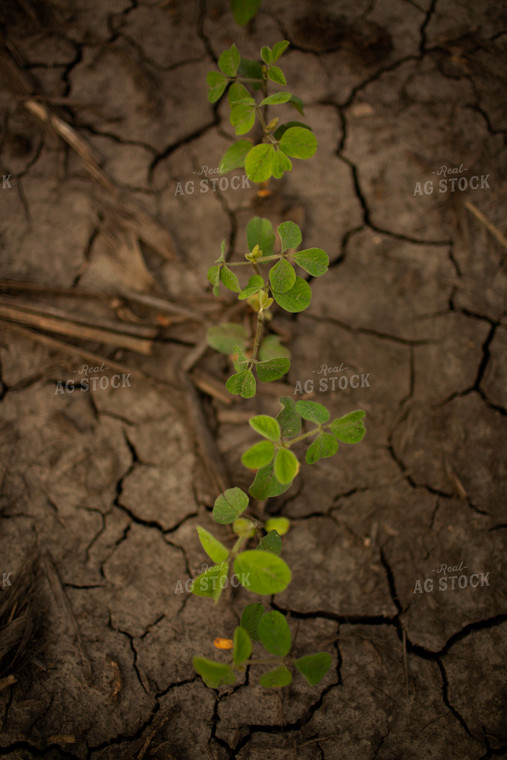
[194,603,333,689]
[207,40,315,182]
[207,217,329,398]
[190,35,367,691]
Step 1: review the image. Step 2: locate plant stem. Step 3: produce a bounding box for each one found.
[285,426,321,447]
[255,107,278,145]
[249,313,264,367]
[228,255,280,267]
[230,534,248,560]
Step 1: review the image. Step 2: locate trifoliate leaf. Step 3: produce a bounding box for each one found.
[295,400,330,424]
[269,258,296,293]
[305,433,339,464]
[249,415,281,441]
[226,369,256,398]
[218,44,241,77]
[234,550,291,594]
[212,487,249,524]
[206,323,248,354]
[278,221,302,251]
[241,440,276,469]
[292,248,329,276]
[219,139,252,173]
[279,126,317,159]
[206,71,228,103]
[274,447,299,484]
[272,276,312,313]
[245,144,275,183]
[268,65,286,85]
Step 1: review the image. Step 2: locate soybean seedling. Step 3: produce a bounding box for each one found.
[189,34,367,690]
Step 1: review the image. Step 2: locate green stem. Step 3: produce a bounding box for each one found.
[255,106,278,145]
[228,255,281,267]
[249,313,264,368]
[228,534,250,567]
[285,426,321,447]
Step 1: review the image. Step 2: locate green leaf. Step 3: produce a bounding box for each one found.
[249,415,280,441]
[272,276,312,313]
[212,487,249,524]
[232,517,256,537]
[259,91,292,106]
[259,665,292,688]
[245,144,275,183]
[218,44,241,77]
[191,563,229,602]
[292,248,329,277]
[234,550,291,594]
[294,652,332,685]
[306,433,339,464]
[258,610,292,656]
[272,149,292,179]
[241,440,275,469]
[258,335,290,361]
[272,40,290,62]
[238,274,265,300]
[269,258,296,293]
[265,516,290,535]
[232,345,249,371]
[241,602,264,641]
[207,264,220,296]
[268,65,286,85]
[274,121,312,140]
[233,626,252,665]
[278,221,302,251]
[230,104,256,135]
[196,526,230,564]
[206,71,228,103]
[257,529,282,555]
[249,462,293,500]
[220,266,241,293]
[276,396,302,437]
[219,140,252,173]
[256,357,290,383]
[231,0,261,26]
[247,217,275,256]
[238,56,264,86]
[260,46,273,64]
[206,323,248,354]
[279,126,318,159]
[288,94,304,115]
[295,400,329,424]
[329,410,366,444]
[274,447,299,484]
[193,657,236,688]
[228,82,254,106]
[226,369,256,398]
